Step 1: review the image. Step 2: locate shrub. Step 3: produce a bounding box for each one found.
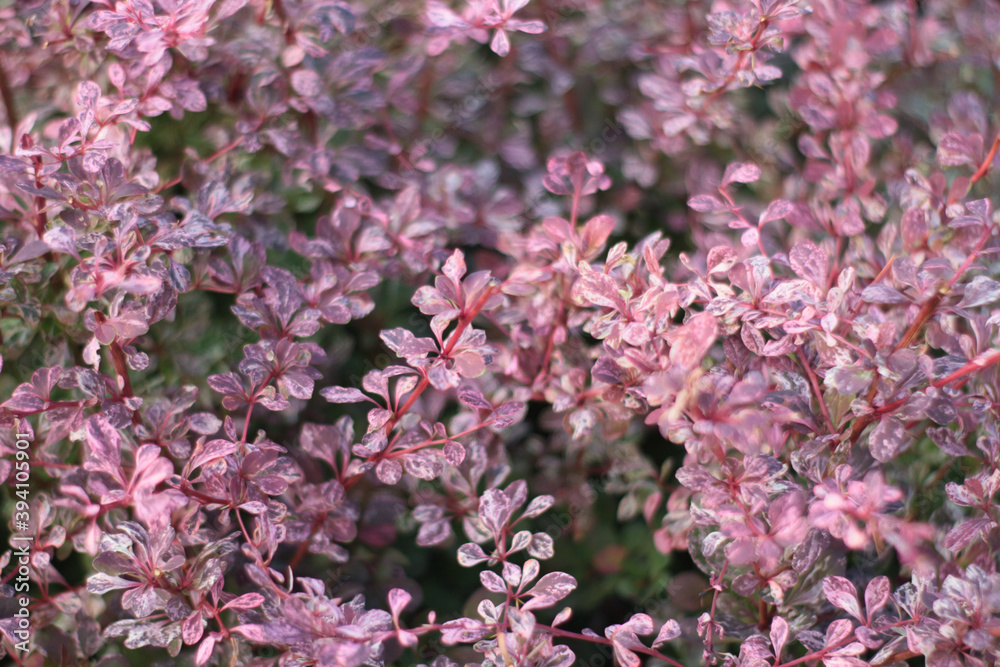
[1,0,999,665]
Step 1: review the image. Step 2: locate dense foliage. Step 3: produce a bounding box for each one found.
[2,0,1000,665]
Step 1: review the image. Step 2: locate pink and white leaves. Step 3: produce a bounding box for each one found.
[604,613,655,667]
[522,571,578,610]
[9,0,1000,665]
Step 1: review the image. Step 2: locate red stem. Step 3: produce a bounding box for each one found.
[847,222,993,448]
[31,157,48,237]
[932,348,1000,388]
[177,482,232,507]
[972,134,1000,183]
[535,292,566,387]
[703,560,728,661]
[385,284,500,433]
[109,341,134,397]
[774,618,918,667]
[154,134,248,193]
[698,20,771,112]
[340,284,501,492]
[945,223,993,293]
[539,625,687,667]
[797,347,834,433]
[288,511,327,570]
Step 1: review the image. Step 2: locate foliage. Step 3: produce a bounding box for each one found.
[1,0,1000,665]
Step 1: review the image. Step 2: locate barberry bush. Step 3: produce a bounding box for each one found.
[1,0,1000,664]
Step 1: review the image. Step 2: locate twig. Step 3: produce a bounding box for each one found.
[932,348,1000,389]
[540,625,687,667]
[0,53,17,131]
[797,347,834,433]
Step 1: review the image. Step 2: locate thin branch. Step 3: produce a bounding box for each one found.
[797,347,834,433]
[967,133,1000,191]
[0,52,17,131]
[932,348,1000,388]
[539,625,687,667]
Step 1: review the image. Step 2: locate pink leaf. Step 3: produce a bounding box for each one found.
[707,246,738,275]
[869,416,910,462]
[523,495,555,518]
[457,542,490,567]
[76,80,101,110]
[480,570,507,593]
[860,283,908,304]
[688,194,727,212]
[321,386,371,403]
[669,312,718,370]
[943,518,995,551]
[491,29,511,56]
[443,441,465,465]
[376,459,403,484]
[622,613,654,635]
[740,227,759,248]
[722,161,761,185]
[195,636,217,666]
[825,618,856,645]
[222,593,265,611]
[759,198,794,225]
[442,249,467,284]
[183,611,205,645]
[290,70,322,98]
[388,588,412,619]
[652,619,681,648]
[789,240,829,287]
[523,572,578,610]
[770,615,789,661]
[189,439,239,472]
[937,131,981,167]
[84,415,123,481]
[823,577,863,622]
[581,214,616,254]
[478,488,512,536]
[230,625,267,643]
[863,577,890,623]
